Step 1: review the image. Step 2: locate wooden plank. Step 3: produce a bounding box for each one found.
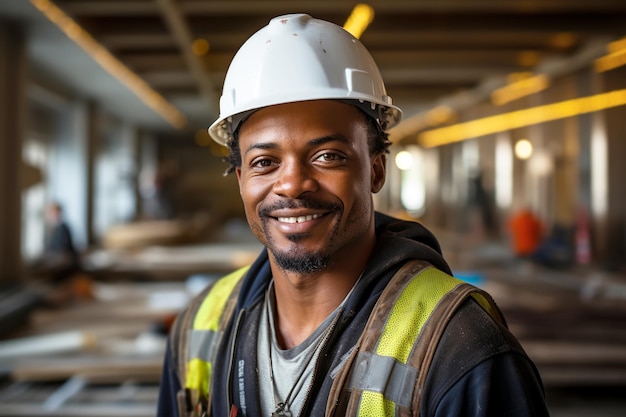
[11,356,162,383]
[0,331,96,359]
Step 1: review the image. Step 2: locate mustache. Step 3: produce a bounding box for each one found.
[259,197,341,217]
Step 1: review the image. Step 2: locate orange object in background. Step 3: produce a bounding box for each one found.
[509,209,543,257]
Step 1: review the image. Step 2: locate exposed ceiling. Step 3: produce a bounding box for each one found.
[4,0,626,139]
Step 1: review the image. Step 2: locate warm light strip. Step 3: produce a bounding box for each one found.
[419,89,626,148]
[30,0,187,128]
[343,4,374,39]
[594,36,626,73]
[594,49,626,73]
[389,105,456,143]
[491,74,550,106]
[608,37,626,54]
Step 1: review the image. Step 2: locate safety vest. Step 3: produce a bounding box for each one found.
[172,260,505,417]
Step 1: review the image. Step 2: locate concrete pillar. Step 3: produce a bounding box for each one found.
[0,23,25,283]
[595,66,626,269]
[132,128,142,220]
[85,102,97,245]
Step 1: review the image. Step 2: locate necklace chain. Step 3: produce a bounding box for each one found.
[266,284,333,417]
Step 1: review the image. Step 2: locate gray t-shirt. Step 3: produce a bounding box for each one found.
[257,282,340,417]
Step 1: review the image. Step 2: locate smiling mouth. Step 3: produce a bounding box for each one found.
[276,213,322,224]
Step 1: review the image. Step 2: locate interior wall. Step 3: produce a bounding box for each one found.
[46,100,91,250]
[156,134,244,232]
[599,65,626,268]
[93,114,139,240]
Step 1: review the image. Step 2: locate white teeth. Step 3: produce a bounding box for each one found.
[277,213,321,223]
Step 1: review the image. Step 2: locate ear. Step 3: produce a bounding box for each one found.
[370,153,386,193]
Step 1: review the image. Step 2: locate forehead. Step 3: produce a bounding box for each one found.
[238,100,367,146]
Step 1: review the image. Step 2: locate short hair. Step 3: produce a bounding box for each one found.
[222,108,391,176]
[48,202,62,213]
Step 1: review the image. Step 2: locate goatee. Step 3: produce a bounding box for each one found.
[273,249,329,274]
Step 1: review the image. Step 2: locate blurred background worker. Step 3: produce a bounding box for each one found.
[40,202,80,283]
[509,206,544,258]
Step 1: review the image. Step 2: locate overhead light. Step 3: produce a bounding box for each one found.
[491,74,550,106]
[425,105,456,125]
[514,139,533,160]
[419,89,626,148]
[608,37,626,54]
[395,151,414,171]
[549,32,577,49]
[595,36,626,73]
[517,50,540,67]
[388,105,456,143]
[343,4,374,39]
[529,151,554,176]
[192,38,210,56]
[30,0,187,129]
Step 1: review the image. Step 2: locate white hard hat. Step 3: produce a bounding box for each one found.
[208,13,402,145]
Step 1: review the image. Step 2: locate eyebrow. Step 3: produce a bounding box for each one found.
[243,142,278,157]
[308,134,350,147]
[243,134,350,157]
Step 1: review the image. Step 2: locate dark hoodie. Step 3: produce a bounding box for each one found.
[157,212,548,417]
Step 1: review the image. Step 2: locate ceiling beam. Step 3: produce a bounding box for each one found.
[389,37,611,144]
[155,0,217,115]
[98,30,578,54]
[99,33,175,50]
[73,15,626,43]
[371,50,552,67]
[58,0,626,17]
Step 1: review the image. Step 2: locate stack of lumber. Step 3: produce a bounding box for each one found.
[480,267,626,388]
[0,280,188,416]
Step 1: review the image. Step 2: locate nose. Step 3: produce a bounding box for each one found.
[272,158,319,198]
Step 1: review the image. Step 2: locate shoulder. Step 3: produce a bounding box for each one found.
[421,298,548,416]
[168,266,249,361]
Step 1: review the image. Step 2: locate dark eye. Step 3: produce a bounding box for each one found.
[252,159,272,167]
[250,157,277,172]
[316,152,343,162]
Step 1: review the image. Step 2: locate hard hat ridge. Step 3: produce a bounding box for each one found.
[208,13,402,145]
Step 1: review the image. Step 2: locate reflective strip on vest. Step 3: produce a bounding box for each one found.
[355,266,465,417]
[189,329,219,362]
[185,265,249,397]
[349,351,417,409]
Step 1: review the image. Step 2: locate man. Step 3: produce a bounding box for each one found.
[158,14,548,417]
[41,202,79,282]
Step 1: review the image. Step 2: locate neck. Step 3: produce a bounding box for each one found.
[269,239,374,349]
[268,220,376,349]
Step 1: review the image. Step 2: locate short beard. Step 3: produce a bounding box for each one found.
[273,246,329,274]
[259,197,340,274]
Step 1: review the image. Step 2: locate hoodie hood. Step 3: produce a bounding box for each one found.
[371,211,451,276]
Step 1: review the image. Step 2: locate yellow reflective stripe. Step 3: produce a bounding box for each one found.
[185,265,249,393]
[193,265,249,331]
[358,266,463,417]
[360,391,395,417]
[376,266,462,363]
[186,358,211,397]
